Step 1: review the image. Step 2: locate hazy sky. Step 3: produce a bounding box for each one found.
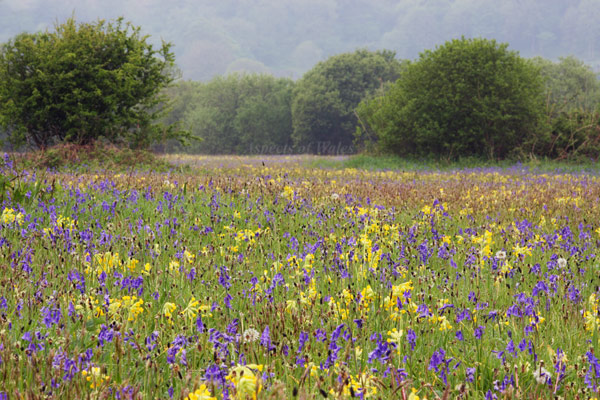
[2,0,599,80]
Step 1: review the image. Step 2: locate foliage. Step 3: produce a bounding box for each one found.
[154,80,200,153]
[291,49,405,153]
[182,74,294,154]
[531,56,600,115]
[0,17,185,149]
[357,38,545,160]
[525,110,600,161]
[50,143,174,171]
[517,57,600,161]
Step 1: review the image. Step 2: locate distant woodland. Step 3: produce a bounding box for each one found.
[1,0,599,80]
[2,1,600,160]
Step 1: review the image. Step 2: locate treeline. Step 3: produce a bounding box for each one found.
[163,43,600,160]
[2,16,599,161]
[161,50,403,155]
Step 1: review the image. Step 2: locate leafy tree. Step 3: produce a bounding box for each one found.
[0,17,184,149]
[183,74,294,154]
[358,38,545,159]
[154,80,199,153]
[531,56,600,114]
[291,49,405,153]
[527,56,600,159]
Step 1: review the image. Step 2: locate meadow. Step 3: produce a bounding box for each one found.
[2,154,600,399]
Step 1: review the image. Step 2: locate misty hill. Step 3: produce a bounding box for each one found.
[1,0,599,80]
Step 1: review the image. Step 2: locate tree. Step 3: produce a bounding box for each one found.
[291,49,405,153]
[358,38,545,159]
[0,17,184,149]
[530,56,600,114]
[528,56,600,159]
[183,74,294,154]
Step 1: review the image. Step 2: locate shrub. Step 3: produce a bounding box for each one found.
[0,17,187,149]
[357,38,545,160]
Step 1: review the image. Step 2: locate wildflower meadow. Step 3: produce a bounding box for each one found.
[2,154,600,399]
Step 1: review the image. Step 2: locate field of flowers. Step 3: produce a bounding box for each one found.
[2,154,600,399]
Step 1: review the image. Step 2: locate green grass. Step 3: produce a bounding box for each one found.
[307,153,600,173]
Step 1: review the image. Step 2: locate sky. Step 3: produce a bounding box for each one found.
[1,0,599,81]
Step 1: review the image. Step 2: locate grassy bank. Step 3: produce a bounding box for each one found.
[307,154,600,173]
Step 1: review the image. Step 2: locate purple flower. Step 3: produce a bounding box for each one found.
[62,358,79,381]
[567,285,581,304]
[224,293,232,309]
[205,364,226,387]
[261,326,273,351]
[331,324,345,342]
[466,367,476,383]
[145,331,159,352]
[429,348,446,372]
[585,351,600,390]
[226,319,238,335]
[368,337,391,364]
[41,307,62,328]
[485,389,497,400]
[416,304,432,319]
[554,347,566,385]
[506,305,522,318]
[180,349,188,366]
[98,325,116,347]
[407,329,417,351]
[474,325,485,340]
[314,329,327,342]
[532,281,548,297]
[298,332,309,353]
[455,330,464,341]
[506,340,517,357]
[196,315,205,333]
[438,303,454,314]
[428,348,452,385]
[218,266,231,289]
[456,308,472,323]
[468,291,477,303]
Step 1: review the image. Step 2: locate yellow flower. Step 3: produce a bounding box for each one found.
[125,258,139,273]
[184,250,196,263]
[285,300,297,313]
[82,367,110,389]
[281,186,294,201]
[437,315,452,331]
[182,297,200,321]
[392,281,413,298]
[1,208,22,225]
[188,384,216,400]
[387,328,404,344]
[163,302,177,318]
[408,387,427,400]
[143,263,152,275]
[227,364,263,400]
[512,244,532,257]
[361,285,375,303]
[169,260,180,271]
